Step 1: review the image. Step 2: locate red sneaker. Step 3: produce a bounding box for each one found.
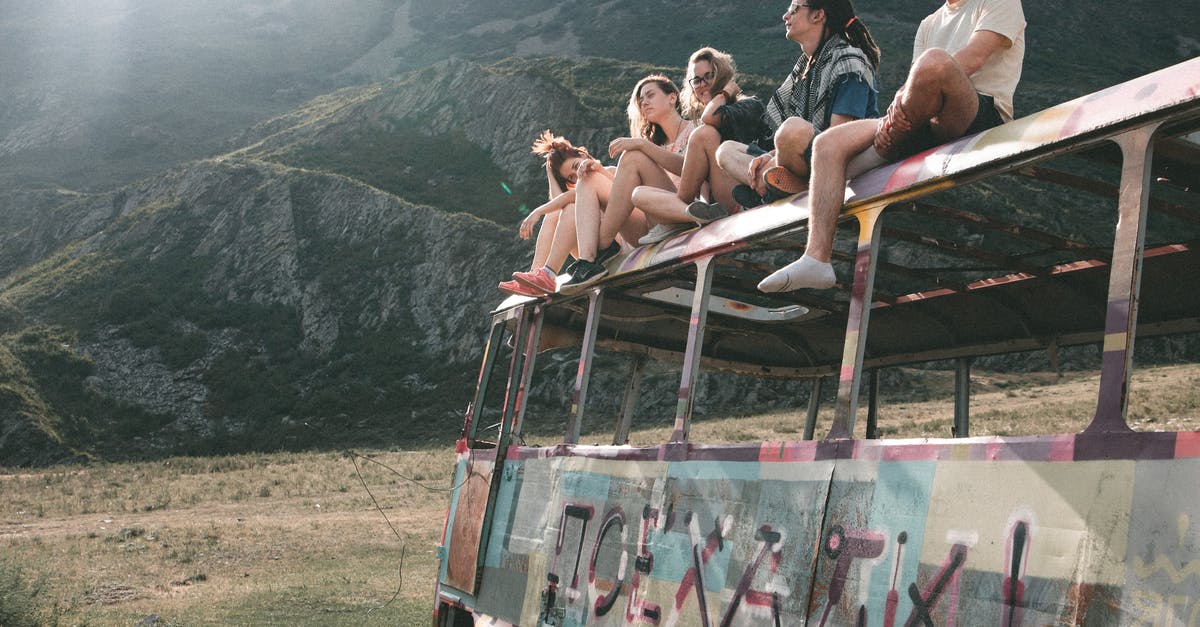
[513,267,559,294]
[498,279,543,297]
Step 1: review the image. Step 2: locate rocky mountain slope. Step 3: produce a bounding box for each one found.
[1,1,1197,465]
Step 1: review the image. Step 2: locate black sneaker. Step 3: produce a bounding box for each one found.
[685,200,729,224]
[732,184,764,209]
[559,258,608,295]
[595,240,621,265]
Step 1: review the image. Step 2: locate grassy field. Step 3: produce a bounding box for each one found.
[3,363,1199,625]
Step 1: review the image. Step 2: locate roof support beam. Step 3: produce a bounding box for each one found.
[830,207,885,439]
[1086,125,1160,434]
[670,257,715,445]
[566,290,604,444]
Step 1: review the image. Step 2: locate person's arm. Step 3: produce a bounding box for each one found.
[609,136,685,176]
[519,189,576,239]
[700,81,741,127]
[953,29,1011,76]
[545,162,565,199]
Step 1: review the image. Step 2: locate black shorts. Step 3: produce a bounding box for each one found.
[901,93,1004,157]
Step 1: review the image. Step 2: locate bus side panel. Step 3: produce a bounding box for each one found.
[450,439,1200,625]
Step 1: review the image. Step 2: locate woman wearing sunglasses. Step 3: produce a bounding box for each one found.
[631,47,769,244]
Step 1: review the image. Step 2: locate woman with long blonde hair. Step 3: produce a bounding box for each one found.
[560,74,695,294]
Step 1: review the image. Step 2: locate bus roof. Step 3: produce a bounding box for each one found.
[496,57,1200,377]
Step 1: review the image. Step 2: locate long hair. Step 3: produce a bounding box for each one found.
[531,130,590,190]
[808,0,881,70]
[626,75,682,145]
[681,47,737,120]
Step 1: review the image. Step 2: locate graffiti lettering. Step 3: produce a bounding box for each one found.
[589,507,627,617]
[625,505,665,624]
[666,512,732,627]
[719,525,786,627]
[905,541,969,627]
[1002,521,1030,627]
[542,503,595,622]
[818,524,886,627]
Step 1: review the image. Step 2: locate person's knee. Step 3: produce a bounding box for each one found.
[619,150,653,169]
[775,118,815,154]
[811,128,850,163]
[630,185,652,206]
[911,48,958,86]
[715,140,744,171]
[690,124,720,148]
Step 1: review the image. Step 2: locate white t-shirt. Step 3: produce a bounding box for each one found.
[914,0,1026,121]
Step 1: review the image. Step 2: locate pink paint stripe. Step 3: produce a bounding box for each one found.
[758,441,818,462]
[1176,432,1200,458]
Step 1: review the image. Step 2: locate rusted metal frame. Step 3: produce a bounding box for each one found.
[881,226,1047,277]
[613,354,648,445]
[865,369,880,439]
[595,337,839,380]
[834,249,972,293]
[509,304,545,441]
[669,257,716,444]
[496,306,533,450]
[468,305,534,592]
[803,377,824,440]
[861,316,1200,371]
[829,206,886,439]
[954,358,971,438]
[565,289,604,445]
[1086,124,1161,434]
[900,201,1101,256]
[1017,165,1200,226]
[466,320,509,444]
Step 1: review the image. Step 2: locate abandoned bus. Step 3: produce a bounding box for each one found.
[433,57,1200,625]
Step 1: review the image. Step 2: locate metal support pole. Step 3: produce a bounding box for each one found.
[565,289,604,444]
[669,258,715,444]
[510,305,544,441]
[865,369,880,439]
[954,358,971,438]
[1085,124,1159,435]
[497,306,532,451]
[803,377,823,441]
[614,354,647,445]
[829,207,885,439]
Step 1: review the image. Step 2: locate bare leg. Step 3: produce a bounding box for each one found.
[715,141,755,187]
[774,117,815,181]
[877,49,981,157]
[674,125,737,209]
[758,119,876,292]
[572,170,612,261]
[529,211,560,270]
[598,150,675,251]
[632,186,692,224]
[546,203,577,272]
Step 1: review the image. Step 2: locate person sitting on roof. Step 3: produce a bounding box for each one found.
[629,47,766,243]
[759,0,1026,292]
[560,75,696,294]
[498,131,603,297]
[713,0,881,210]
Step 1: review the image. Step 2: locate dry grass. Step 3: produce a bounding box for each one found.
[2,363,1198,624]
[1,451,450,625]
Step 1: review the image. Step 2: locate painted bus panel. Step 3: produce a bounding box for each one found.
[451,434,1198,625]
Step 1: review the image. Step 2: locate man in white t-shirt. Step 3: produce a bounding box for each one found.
[759,0,1026,292]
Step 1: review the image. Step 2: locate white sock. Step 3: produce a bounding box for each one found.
[758,255,836,292]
